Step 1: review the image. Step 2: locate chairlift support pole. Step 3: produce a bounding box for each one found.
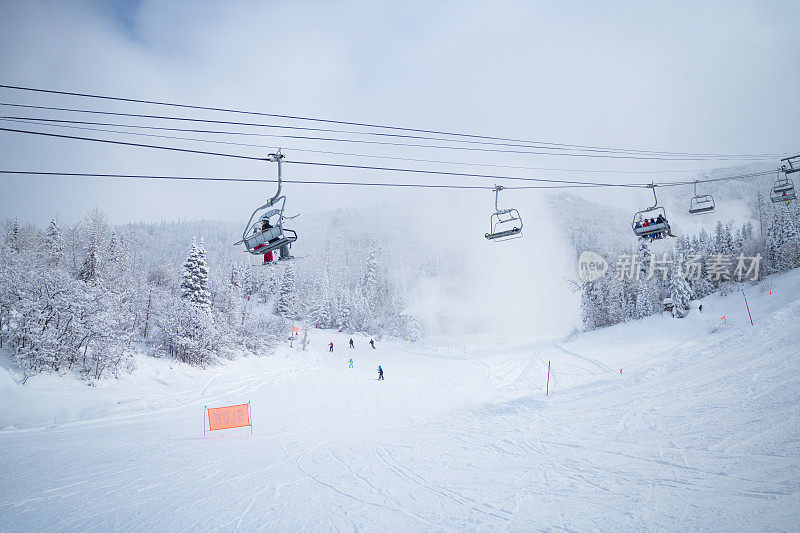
[266,149,284,206]
[494,185,503,211]
[648,183,658,209]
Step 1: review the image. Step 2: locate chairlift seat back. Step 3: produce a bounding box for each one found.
[771,187,797,203]
[244,227,297,254]
[485,208,523,242]
[689,195,715,214]
[633,222,669,237]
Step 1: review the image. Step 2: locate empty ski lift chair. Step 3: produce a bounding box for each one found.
[485,185,523,241]
[688,180,715,214]
[237,151,298,257]
[632,184,673,240]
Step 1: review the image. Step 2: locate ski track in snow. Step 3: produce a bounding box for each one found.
[2,272,800,530]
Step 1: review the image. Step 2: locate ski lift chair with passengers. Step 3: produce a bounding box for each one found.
[632,184,674,240]
[771,155,799,204]
[484,185,523,241]
[688,180,715,215]
[236,150,297,260]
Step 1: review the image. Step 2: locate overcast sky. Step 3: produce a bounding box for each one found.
[0,0,798,225]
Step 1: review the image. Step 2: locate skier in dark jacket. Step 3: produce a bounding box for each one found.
[370,339,375,349]
[378,365,384,380]
[349,338,355,349]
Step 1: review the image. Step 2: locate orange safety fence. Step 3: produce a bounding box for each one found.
[204,402,252,435]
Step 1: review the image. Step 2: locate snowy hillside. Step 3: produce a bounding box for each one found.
[2,268,798,530]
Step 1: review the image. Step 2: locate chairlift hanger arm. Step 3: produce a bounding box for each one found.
[647,183,658,209]
[781,154,800,174]
[266,149,285,206]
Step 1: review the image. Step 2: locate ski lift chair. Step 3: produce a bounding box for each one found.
[632,185,673,239]
[241,200,298,255]
[770,175,797,204]
[236,150,298,256]
[485,186,523,241]
[688,181,715,214]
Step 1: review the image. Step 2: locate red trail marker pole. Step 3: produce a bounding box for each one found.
[546,361,551,396]
[742,290,754,326]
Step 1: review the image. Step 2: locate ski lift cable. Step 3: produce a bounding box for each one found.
[0,126,780,190]
[0,103,778,161]
[0,107,754,157]
[0,126,656,187]
[0,170,615,190]
[0,168,778,192]
[0,84,789,159]
[0,116,770,175]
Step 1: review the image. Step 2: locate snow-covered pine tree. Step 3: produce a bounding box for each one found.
[634,278,655,319]
[6,218,20,253]
[276,263,298,319]
[45,218,63,265]
[180,240,199,300]
[78,209,108,282]
[362,238,380,311]
[230,265,242,292]
[579,280,605,330]
[78,237,101,282]
[259,267,277,304]
[337,291,352,331]
[179,239,212,312]
[765,208,789,273]
[108,230,119,263]
[194,239,212,311]
[309,273,330,327]
[780,207,800,269]
[669,269,692,318]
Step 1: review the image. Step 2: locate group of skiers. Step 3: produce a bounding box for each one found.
[329,338,375,351]
[329,338,382,380]
[634,214,673,240]
[634,214,667,228]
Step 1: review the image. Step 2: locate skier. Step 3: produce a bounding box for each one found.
[369,339,375,349]
[260,217,275,265]
[698,304,703,313]
[348,358,354,368]
[349,338,355,349]
[329,341,334,352]
[377,365,384,380]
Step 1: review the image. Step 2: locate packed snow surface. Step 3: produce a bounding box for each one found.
[2,271,799,531]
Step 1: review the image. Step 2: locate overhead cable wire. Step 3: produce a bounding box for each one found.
[0,102,786,161]
[5,103,740,160]
[0,108,714,156]
[0,126,779,189]
[0,116,768,175]
[0,126,654,187]
[0,167,776,192]
[0,171,612,190]
[0,83,789,159]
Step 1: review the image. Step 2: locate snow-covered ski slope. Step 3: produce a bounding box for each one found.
[2,271,799,530]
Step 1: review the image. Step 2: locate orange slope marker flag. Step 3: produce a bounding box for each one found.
[204,402,252,436]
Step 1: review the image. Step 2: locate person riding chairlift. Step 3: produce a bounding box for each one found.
[260,217,274,264]
[258,215,294,264]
